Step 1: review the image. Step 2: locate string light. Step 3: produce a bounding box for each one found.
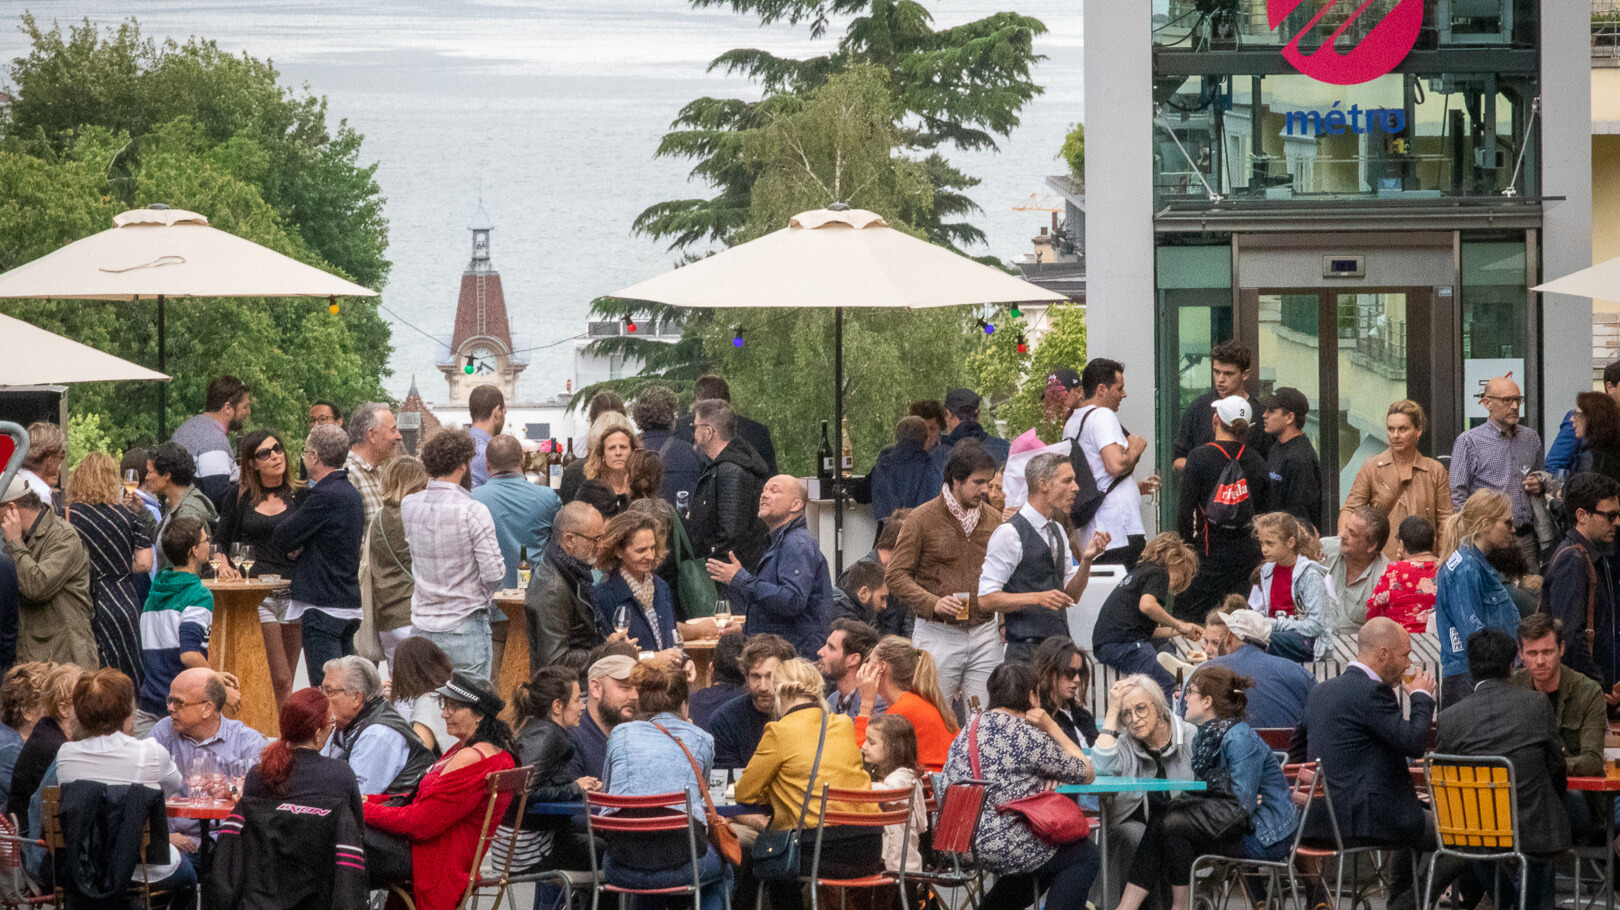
[1010,305,1022,318]
[732,326,744,348]
[1016,333,1028,354]
[462,355,475,375]
[975,318,995,335]
[624,315,638,333]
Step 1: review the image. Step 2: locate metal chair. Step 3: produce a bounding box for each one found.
[1422,754,1529,910]
[375,765,537,910]
[797,783,918,910]
[909,778,989,910]
[582,790,728,910]
[1289,762,1422,910]
[0,813,49,908]
[1190,759,1323,910]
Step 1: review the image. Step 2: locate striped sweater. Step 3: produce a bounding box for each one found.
[138,569,214,715]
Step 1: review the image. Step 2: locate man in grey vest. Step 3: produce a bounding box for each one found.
[980,452,1111,663]
[318,655,435,795]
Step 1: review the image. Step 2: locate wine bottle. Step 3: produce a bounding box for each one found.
[817,421,834,481]
[517,546,531,589]
[548,439,564,489]
[840,417,854,472]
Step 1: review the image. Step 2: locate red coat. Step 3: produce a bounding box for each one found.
[364,743,516,910]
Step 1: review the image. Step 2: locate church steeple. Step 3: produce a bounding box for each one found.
[468,202,494,273]
[440,201,525,405]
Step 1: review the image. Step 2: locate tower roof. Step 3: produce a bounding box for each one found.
[468,203,493,232]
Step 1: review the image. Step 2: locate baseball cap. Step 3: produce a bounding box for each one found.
[1213,396,1251,426]
[0,476,30,503]
[434,670,505,717]
[1259,387,1310,423]
[588,655,637,685]
[943,388,981,417]
[1223,609,1272,647]
[1049,368,1082,392]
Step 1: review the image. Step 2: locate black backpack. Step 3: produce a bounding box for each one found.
[1201,442,1254,531]
[1068,407,1128,527]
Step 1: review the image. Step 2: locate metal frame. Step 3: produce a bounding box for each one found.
[910,777,992,910]
[581,789,729,910]
[1191,759,1324,910]
[1422,754,1529,910]
[457,765,534,910]
[799,782,917,910]
[1292,763,1423,910]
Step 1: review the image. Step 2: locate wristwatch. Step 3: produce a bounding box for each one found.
[1100,727,1120,738]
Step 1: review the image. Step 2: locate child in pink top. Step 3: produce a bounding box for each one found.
[1367,516,1439,632]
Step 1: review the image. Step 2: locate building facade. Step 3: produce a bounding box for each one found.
[438,204,528,404]
[1086,0,1591,531]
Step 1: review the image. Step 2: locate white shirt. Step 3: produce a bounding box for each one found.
[56,732,184,882]
[978,503,1078,596]
[401,480,506,631]
[1066,405,1145,548]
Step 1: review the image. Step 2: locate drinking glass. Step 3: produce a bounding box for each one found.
[612,605,630,636]
[951,592,971,619]
[238,545,256,580]
[122,469,140,495]
[713,599,733,632]
[186,755,211,805]
[208,545,225,580]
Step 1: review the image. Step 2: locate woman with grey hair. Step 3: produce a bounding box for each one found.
[1089,673,1197,905]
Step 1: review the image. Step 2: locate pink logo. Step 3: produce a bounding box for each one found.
[1268,0,1424,85]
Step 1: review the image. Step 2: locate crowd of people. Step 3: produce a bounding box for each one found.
[0,339,1614,910]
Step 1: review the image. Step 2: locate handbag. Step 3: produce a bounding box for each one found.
[1161,790,1252,842]
[967,717,1091,846]
[670,503,718,619]
[653,723,742,866]
[750,709,829,881]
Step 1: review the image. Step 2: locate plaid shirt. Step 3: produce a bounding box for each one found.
[1448,419,1544,525]
[400,480,505,631]
[346,450,385,525]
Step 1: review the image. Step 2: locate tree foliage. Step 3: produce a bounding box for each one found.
[1060,122,1084,181]
[0,16,392,453]
[968,303,1088,443]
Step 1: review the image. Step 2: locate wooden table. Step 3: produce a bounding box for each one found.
[203,579,288,737]
[493,591,528,714]
[685,638,719,688]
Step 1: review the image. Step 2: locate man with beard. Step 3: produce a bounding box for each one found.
[709,634,797,768]
[816,618,881,717]
[886,442,1002,714]
[981,452,1111,663]
[171,375,252,511]
[567,649,641,780]
[466,384,507,489]
[345,402,404,526]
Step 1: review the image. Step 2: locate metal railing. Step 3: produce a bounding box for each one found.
[1596,1,1620,56]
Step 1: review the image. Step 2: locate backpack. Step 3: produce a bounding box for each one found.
[1201,442,1253,531]
[1068,407,1127,527]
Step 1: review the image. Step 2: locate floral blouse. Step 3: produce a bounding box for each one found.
[941,710,1092,874]
[1366,557,1438,632]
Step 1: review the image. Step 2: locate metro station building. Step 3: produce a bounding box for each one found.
[1084,1,1592,531]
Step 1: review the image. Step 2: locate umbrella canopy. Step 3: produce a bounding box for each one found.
[609,207,1069,309]
[0,313,169,386]
[1532,256,1620,300]
[0,206,376,300]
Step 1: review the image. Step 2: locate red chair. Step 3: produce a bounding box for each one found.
[909,779,989,910]
[798,785,918,910]
[0,813,49,908]
[581,790,726,910]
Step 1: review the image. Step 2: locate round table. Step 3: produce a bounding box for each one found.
[202,579,289,736]
[493,591,528,716]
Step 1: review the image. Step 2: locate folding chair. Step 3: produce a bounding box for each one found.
[1422,755,1529,910]
[1291,763,1422,910]
[909,778,989,910]
[1190,759,1323,910]
[0,813,49,908]
[796,783,918,910]
[41,785,180,910]
[582,790,728,910]
[453,765,534,910]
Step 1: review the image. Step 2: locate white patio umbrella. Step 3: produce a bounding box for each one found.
[0,205,377,434]
[607,204,1068,570]
[1532,256,1620,300]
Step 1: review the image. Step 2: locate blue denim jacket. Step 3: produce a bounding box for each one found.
[1435,543,1520,678]
[1220,721,1297,848]
[602,713,714,818]
[1255,557,1334,658]
[1546,409,1582,476]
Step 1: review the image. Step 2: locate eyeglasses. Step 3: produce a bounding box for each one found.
[1481,395,1524,406]
[1059,667,1082,680]
[1596,509,1620,523]
[1122,703,1155,721]
[569,531,603,544]
[253,442,286,461]
[166,697,208,710]
[319,685,352,698]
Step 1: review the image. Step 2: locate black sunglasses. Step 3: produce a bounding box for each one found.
[254,442,285,461]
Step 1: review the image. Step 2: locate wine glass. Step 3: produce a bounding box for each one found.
[612,605,630,636]
[186,755,211,805]
[208,545,225,580]
[238,544,256,580]
[713,598,732,632]
[122,469,140,495]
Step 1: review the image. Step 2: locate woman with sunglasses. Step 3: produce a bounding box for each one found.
[218,430,306,713]
[1033,637,1098,746]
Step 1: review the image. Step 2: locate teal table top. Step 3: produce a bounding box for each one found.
[1055,777,1208,794]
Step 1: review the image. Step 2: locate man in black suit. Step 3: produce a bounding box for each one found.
[673,375,779,475]
[1292,617,1436,910]
[1435,628,1569,910]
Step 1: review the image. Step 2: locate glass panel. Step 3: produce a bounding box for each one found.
[1156,240,1234,528]
[1257,293,1325,460]
[1336,293,1409,492]
[1460,240,1528,429]
[1152,0,1537,49]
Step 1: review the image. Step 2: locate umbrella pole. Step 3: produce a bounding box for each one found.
[156,294,169,439]
[834,306,844,577]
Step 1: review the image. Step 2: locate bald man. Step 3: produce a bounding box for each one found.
[707,475,833,657]
[1449,376,1545,565]
[149,667,268,849]
[1293,617,1437,910]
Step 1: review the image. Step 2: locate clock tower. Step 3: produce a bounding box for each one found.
[440,203,526,404]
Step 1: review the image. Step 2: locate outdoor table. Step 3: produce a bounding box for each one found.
[493,590,528,715]
[529,799,759,818]
[167,797,235,872]
[1568,777,1620,910]
[202,579,289,737]
[1056,776,1208,907]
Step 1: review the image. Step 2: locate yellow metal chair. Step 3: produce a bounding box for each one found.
[1422,755,1528,910]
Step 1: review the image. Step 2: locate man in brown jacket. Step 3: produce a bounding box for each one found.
[885,441,1001,714]
[0,478,97,667]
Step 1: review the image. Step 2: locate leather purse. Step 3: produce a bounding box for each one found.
[653,723,742,866]
[1162,790,1252,842]
[968,716,1092,846]
[750,709,829,881]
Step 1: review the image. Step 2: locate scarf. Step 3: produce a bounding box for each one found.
[1190,716,1240,796]
[546,540,593,592]
[942,484,980,537]
[621,569,662,648]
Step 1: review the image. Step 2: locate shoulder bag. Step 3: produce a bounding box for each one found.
[1161,789,1252,842]
[652,722,742,866]
[968,716,1091,846]
[750,708,829,880]
[669,502,718,619]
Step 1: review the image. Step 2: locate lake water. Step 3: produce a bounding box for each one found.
[0,0,1084,403]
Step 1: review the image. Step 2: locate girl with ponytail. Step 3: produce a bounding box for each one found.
[245,687,364,821]
[853,636,960,772]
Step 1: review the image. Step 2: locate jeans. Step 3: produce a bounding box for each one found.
[912,619,1001,715]
[1266,628,1315,663]
[603,844,726,910]
[1095,640,1178,699]
[149,853,198,910]
[302,608,359,688]
[413,610,493,681]
[984,837,1100,910]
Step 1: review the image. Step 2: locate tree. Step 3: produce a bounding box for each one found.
[0,17,393,453]
[968,303,1087,443]
[1060,122,1084,182]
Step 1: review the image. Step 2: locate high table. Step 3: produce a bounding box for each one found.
[1056,776,1208,907]
[493,591,528,714]
[202,579,289,737]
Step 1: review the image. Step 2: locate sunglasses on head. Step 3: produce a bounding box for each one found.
[254,442,285,461]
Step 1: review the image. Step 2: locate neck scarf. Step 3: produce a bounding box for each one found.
[942,484,980,536]
[621,569,662,648]
[546,540,593,592]
[1190,716,1240,794]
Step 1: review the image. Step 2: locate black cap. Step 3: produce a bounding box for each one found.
[1050,368,1082,392]
[1259,387,1310,423]
[434,670,505,717]
[943,388,981,417]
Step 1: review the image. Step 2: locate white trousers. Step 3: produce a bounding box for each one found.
[911,618,1002,714]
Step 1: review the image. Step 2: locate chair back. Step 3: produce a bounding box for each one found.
[582,790,708,900]
[1256,728,1294,751]
[1424,754,1519,854]
[40,785,162,909]
[930,780,988,856]
[456,764,533,910]
[819,786,916,828]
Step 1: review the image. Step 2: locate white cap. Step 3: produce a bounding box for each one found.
[0,476,30,504]
[1213,396,1251,426]
[1223,609,1272,647]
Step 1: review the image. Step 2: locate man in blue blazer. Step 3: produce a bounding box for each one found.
[1292,617,1437,910]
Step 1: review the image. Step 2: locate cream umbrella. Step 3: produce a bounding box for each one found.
[1532,256,1620,300]
[0,205,377,434]
[607,204,1068,570]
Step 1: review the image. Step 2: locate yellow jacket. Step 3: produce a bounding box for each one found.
[734,705,874,829]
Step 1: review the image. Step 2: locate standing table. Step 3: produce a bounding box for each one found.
[1057,776,1208,907]
[202,579,289,737]
[493,590,529,714]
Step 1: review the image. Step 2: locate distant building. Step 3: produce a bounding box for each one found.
[397,375,443,456]
[438,204,528,404]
